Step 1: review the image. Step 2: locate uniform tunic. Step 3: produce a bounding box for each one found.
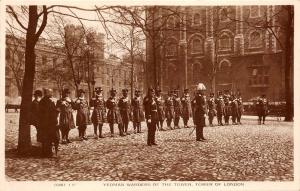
[257,98,268,117]
[90,96,106,124]
[106,97,122,124]
[131,96,145,122]
[173,97,182,118]
[216,96,225,116]
[143,95,158,145]
[118,96,132,123]
[192,95,207,126]
[207,97,217,118]
[181,94,192,119]
[156,96,165,121]
[56,97,75,130]
[165,96,175,120]
[74,98,90,126]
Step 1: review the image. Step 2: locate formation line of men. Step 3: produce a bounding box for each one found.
[29,83,268,157]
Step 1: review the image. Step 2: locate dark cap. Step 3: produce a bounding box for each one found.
[110,88,117,94]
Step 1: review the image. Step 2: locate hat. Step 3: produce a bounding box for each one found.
[34,90,42,97]
[135,90,140,93]
[210,92,214,96]
[43,88,53,97]
[184,89,189,93]
[148,87,154,93]
[122,88,128,92]
[155,88,161,93]
[196,83,206,91]
[62,88,71,95]
[78,89,85,94]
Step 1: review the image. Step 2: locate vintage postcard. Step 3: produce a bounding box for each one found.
[1,0,299,190]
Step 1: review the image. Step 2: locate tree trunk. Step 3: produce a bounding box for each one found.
[17,6,38,154]
[284,6,293,121]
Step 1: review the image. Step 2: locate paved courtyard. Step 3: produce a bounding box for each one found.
[5,113,293,181]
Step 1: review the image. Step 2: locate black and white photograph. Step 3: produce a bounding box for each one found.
[2,0,298,190]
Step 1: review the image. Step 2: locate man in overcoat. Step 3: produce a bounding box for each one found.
[143,88,158,146]
[192,83,207,141]
[30,90,43,143]
[257,94,269,125]
[39,88,60,157]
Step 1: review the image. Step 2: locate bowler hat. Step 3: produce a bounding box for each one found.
[95,87,103,93]
[110,89,117,93]
[63,88,71,95]
[122,88,128,92]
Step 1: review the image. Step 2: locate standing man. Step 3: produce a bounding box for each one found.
[207,93,217,126]
[215,91,225,126]
[223,95,231,125]
[230,94,239,125]
[237,94,244,125]
[165,90,175,130]
[131,90,145,133]
[173,89,182,129]
[156,88,166,131]
[30,90,43,143]
[118,89,132,135]
[39,88,60,157]
[90,87,106,139]
[56,89,75,144]
[192,83,207,142]
[106,89,124,137]
[74,89,90,141]
[144,88,158,146]
[181,89,192,128]
[257,94,269,125]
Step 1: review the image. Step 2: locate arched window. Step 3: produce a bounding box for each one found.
[250,6,261,18]
[191,38,204,54]
[219,60,232,71]
[218,33,232,51]
[249,31,263,48]
[167,16,176,28]
[193,13,201,25]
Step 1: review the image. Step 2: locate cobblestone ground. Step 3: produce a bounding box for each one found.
[5,113,293,181]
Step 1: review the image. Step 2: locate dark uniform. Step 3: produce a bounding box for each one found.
[165,91,175,129]
[56,89,75,144]
[39,89,60,157]
[173,90,182,128]
[192,90,207,141]
[29,90,42,142]
[257,95,268,124]
[237,97,244,124]
[118,89,132,135]
[223,95,231,125]
[156,89,166,131]
[90,87,106,138]
[230,95,239,125]
[207,93,216,126]
[131,90,145,133]
[74,89,90,140]
[181,89,192,128]
[106,89,124,136]
[144,88,158,146]
[215,92,225,126]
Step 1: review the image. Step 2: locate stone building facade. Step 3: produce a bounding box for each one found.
[146,6,287,101]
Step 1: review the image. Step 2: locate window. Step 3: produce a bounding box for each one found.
[218,34,232,51]
[191,38,204,54]
[42,55,47,65]
[166,42,177,56]
[250,6,261,18]
[167,16,176,28]
[249,67,269,87]
[249,31,263,48]
[193,13,201,25]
